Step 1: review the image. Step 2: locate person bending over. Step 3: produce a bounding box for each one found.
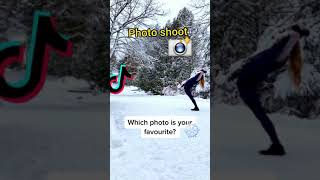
[180,69,207,111]
[228,24,309,156]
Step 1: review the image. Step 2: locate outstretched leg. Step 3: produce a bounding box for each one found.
[184,85,199,111]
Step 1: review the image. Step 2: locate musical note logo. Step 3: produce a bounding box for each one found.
[0,11,72,103]
[110,64,133,94]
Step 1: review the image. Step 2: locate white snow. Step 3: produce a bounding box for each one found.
[116,86,148,96]
[4,70,319,180]
[0,71,107,179]
[213,103,320,180]
[110,89,210,180]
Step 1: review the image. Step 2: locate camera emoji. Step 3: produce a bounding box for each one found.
[168,39,192,56]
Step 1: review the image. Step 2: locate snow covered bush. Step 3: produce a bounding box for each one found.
[135,66,163,95]
[195,81,210,99]
[273,64,320,118]
[162,86,178,96]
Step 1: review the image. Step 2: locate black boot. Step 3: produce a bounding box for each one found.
[259,144,286,156]
[191,107,199,111]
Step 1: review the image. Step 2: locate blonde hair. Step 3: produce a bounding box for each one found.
[199,76,205,88]
[289,42,303,88]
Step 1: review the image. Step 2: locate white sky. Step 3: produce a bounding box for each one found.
[151,0,195,27]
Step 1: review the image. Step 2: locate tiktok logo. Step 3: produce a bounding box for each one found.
[110,64,133,94]
[0,11,72,103]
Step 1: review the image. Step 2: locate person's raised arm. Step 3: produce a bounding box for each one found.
[196,71,204,81]
[276,32,300,62]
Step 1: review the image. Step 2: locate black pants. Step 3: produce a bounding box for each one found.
[237,79,281,145]
[184,85,198,108]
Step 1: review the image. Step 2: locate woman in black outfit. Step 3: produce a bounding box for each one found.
[181,69,206,111]
[228,25,310,156]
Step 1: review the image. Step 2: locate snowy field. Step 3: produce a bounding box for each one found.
[3,70,319,180]
[1,71,107,180]
[213,103,320,180]
[110,86,210,180]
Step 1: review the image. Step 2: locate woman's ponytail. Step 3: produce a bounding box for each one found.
[289,42,303,88]
[200,76,205,89]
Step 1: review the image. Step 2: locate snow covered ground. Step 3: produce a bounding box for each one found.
[213,103,320,180]
[3,70,318,180]
[1,71,107,180]
[110,87,210,180]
